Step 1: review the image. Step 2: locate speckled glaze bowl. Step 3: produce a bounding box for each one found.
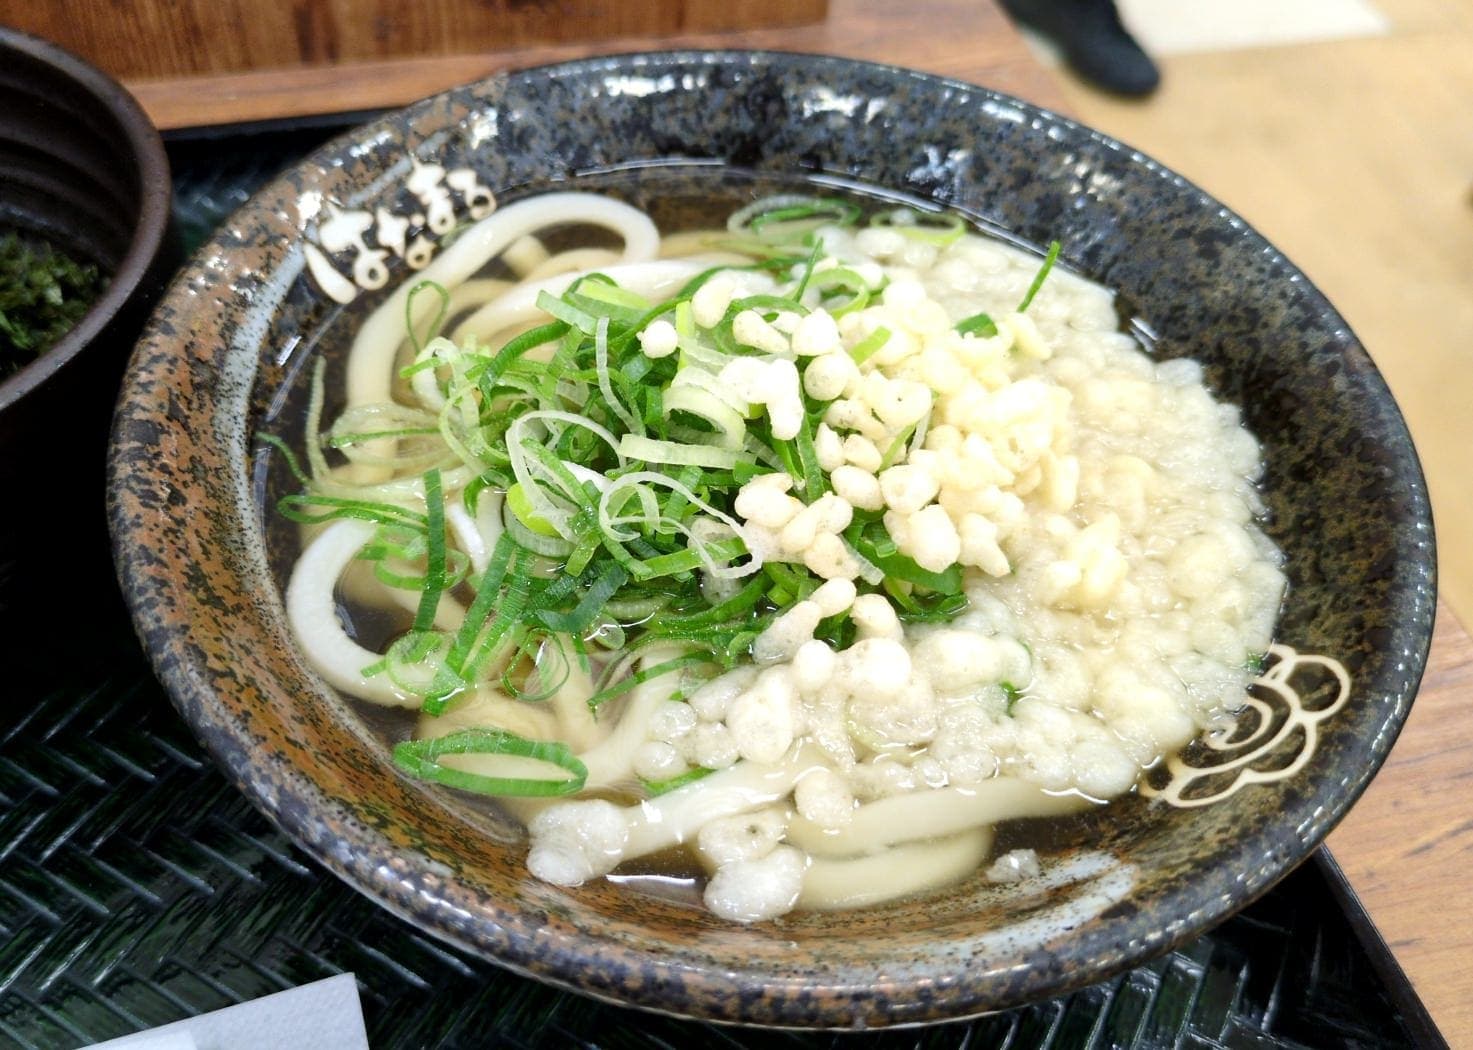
[108,51,1435,1027]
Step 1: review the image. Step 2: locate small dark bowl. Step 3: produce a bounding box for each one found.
[0,27,176,634]
[108,52,1435,1027]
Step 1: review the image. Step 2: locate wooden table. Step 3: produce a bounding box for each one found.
[126,0,1062,131]
[123,0,1473,1042]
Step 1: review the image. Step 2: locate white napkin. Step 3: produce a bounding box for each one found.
[80,973,369,1050]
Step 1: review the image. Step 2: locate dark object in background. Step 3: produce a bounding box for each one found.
[1002,0,1162,97]
[0,27,178,659]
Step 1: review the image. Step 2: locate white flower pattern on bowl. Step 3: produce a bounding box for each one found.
[303,158,496,304]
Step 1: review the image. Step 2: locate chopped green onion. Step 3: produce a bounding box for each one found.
[896,591,970,624]
[619,434,744,469]
[603,593,674,621]
[272,194,1027,765]
[649,576,767,633]
[255,433,310,485]
[278,493,428,528]
[869,207,967,247]
[661,386,747,449]
[791,412,827,503]
[327,426,442,447]
[393,729,587,797]
[422,536,518,715]
[750,200,860,231]
[1017,240,1062,312]
[411,469,448,633]
[729,196,863,238]
[382,630,458,697]
[504,510,575,557]
[594,315,643,438]
[462,561,535,683]
[634,536,748,581]
[498,629,572,702]
[955,311,998,337]
[810,267,873,317]
[850,531,963,595]
[473,321,568,394]
[878,422,917,472]
[507,481,561,537]
[849,326,891,365]
[405,280,450,354]
[642,766,715,797]
[587,653,710,709]
[533,564,630,636]
[570,273,652,311]
[791,238,825,302]
[535,289,600,333]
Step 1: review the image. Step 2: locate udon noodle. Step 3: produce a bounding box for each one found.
[274,190,1286,922]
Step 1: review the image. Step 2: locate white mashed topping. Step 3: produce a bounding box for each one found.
[567,225,1282,919]
[644,229,1283,811]
[308,198,1286,924]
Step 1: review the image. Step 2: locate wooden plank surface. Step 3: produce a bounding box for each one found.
[120,0,1471,1040]
[125,0,1066,130]
[1045,14,1473,1039]
[3,0,826,79]
[1329,602,1473,1044]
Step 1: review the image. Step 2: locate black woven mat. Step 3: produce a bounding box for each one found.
[0,615,1431,1049]
[0,119,1440,1049]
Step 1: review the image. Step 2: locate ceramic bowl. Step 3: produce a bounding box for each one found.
[0,27,176,633]
[107,51,1435,1027]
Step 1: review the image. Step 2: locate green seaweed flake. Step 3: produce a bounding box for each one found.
[0,231,107,376]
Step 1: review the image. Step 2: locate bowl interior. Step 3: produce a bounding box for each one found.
[109,51,1435,1027]
[0,28,174,402]
[0,28,175,643]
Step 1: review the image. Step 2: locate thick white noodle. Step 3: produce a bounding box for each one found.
[656,229,750,261]
[445,493,506,577]
[577,653,686,790]
[523,247,621,281]
[314,465,477,504]
[409,339,455,412]
[286,518,417,708]
[444,277,513,326]
[450,259,712,345]
[419,686,563,744]
[347,192,660,410]
[797,831,994,910]
[785,781,1091,858]
[545,634,604,752]
[501,234,550,277]
[375,574,464,631]
[622,745,831,861]
[408,641,607,786]
[342,194,661,482]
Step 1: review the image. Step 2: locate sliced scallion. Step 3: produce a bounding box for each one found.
[849,326,891,365]
[411,469,449,633]
[955,311,998,337]
[393,729,588,797]
[641,766,715,797]
[1017,240,1062,312]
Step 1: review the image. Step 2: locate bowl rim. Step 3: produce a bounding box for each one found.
[108,47,1437,1027]
[0,26,173,411]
